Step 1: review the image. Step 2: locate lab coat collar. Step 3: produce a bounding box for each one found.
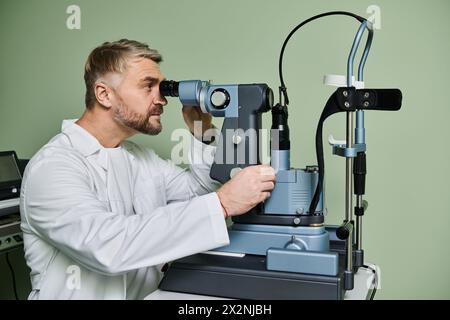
[62,119,104,157]
[61,119,135,171]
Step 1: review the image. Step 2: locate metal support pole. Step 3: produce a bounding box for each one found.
[345,112,354,277]
[356,196,362,250]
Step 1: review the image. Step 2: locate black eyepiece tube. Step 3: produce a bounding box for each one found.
[271,103,290,150]
[160,80,179,97]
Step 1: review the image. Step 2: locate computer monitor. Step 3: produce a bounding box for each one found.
[0,151,22,201]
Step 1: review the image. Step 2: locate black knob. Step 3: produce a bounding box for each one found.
[336,220,353,240]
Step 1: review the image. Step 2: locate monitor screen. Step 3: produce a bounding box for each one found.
[0,154,21,183]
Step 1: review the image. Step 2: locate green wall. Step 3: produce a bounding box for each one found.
[1,0,449,299]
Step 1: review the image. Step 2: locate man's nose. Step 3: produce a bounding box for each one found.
[155,88,168,106]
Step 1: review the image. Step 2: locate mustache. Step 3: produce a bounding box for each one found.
[150,106,163,115]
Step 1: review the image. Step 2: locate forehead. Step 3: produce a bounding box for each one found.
[123,57,164,82]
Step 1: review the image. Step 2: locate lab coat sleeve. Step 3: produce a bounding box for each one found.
[142,134,222,203]
[21,152,229,276]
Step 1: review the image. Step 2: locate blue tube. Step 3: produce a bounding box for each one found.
[355,110,365,144]
[358,29,373,82]
[271,150,290,171]
[347,21,368,87]
[355,24,373,145]
[178,80,203,106]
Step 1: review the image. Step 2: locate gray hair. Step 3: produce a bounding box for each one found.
[84,39,162,108]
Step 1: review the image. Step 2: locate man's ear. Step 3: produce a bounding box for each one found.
[94,81,113,108]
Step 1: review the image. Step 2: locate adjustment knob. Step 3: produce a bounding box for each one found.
[336,220,353,240]
[210,89,230,109]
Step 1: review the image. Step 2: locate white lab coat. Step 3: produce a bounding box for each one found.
[20,119,229,299]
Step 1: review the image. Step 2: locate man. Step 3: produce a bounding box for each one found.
[20,39,275,299]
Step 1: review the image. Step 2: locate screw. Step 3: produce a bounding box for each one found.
[293,218,301,225]
[364,92,370,98]
[344,102,350,108]
[343,91,348,97]
[296,208,304,214]
[363,101,370,107]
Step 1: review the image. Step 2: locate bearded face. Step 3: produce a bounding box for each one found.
[113,99,163,135]
[108,58,167,136]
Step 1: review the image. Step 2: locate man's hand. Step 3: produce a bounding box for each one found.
[182,106,212,139]
[216,165,276,217]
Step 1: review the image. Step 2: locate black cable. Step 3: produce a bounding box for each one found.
[278,11,365,105]
[362,264,377,300]
[308,90,342,215]
[5,252,19,300]
[278,12,370,215]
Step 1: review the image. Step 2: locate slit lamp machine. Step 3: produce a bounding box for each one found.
[158,11,402,299]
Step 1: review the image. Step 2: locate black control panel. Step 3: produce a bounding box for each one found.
[0,214,22,252]
[0,151,27,252]
[0,151,23,202]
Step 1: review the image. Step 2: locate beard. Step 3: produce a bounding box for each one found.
[113,103,162,135]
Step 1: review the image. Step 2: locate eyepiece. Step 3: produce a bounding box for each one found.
[160,80,179,97]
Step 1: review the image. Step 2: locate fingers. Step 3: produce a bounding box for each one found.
[261,181,275,191]
[259,191,271,202]
[257,165,276,182]
[182,106,200,120]
[239,165,276,183]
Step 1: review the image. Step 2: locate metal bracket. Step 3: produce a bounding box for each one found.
[328,135,366,157]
